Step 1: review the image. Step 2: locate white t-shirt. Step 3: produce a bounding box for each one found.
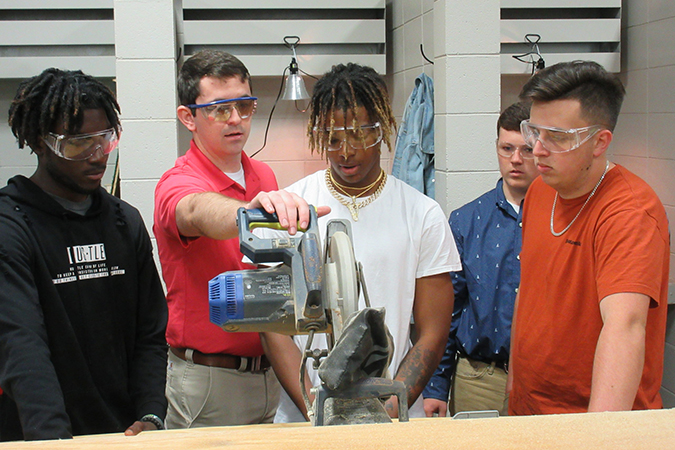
[265,170,461,421]
[224,166,246,189]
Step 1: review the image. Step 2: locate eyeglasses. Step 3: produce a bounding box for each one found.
[187,96,257,122]
[520,120,602,153]
[315,122,383,152]
[42,128,120,161]
[495,139,534,159]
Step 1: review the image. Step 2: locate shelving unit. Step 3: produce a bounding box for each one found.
[0,0,114,78]
[501,0,621,74]
[181,0,386,76]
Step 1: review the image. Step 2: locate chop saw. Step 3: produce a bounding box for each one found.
[208,207,409,425]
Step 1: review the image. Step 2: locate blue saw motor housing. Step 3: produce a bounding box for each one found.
[209,207,327,335]
[209,272,244,323]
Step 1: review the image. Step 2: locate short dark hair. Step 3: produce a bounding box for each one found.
[497,101,530,135]
[8,68,120,152]
[177,50,251,107]
[307,63,396,155]
[519,60,626,131]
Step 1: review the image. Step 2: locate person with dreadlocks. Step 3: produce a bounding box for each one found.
[262,63,460,422]
[0,68,168,441]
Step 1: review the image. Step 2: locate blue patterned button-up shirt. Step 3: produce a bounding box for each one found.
[424,179,522,401]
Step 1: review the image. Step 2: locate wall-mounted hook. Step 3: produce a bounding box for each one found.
[420,44,434,65]
[284,35,301,61]
[512,34,545,76]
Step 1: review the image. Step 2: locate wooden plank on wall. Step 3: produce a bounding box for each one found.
[0,21,114,46]
[223,54,386,77]
[501,19,620,44]
[499,1,621,73]
[0,0,112,8]
[0,56,115,79]
[501,0,620,7]
[181,3,386,75]
[184,20,384,45]
[183,0,384,9]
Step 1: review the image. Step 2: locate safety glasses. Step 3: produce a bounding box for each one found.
[42,128,120,161]
[520,120,602,154]
[187,96,257,122]
[495,139,534,159]
[314,122,383,152]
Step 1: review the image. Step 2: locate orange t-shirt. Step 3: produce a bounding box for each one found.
[510,165,669,415]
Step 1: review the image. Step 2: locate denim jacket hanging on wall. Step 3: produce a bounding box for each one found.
[392,73,435,198]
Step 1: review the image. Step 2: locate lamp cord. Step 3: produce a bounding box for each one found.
[249,66,288,158]
[248,54,317,158]
[299,68,318,80]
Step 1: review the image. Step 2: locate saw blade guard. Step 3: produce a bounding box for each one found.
[323,221,359,343]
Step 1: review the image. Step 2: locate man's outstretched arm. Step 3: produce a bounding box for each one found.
[176,190,330,239]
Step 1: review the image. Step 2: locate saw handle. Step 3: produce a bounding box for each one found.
[242,207,313,232]
[237,206,319,264]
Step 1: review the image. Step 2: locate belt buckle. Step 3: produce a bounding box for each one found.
[239,356,262,372]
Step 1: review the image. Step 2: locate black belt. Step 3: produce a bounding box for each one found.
[170,347,270,372]
[459,354,508,373]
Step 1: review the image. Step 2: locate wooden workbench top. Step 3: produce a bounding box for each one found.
[1,408,674,450]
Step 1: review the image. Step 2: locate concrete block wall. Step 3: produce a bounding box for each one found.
[613,0,675,286]
[664,307,675,407]
[613,0,675,407]
[0,80,40,183]
[432,0,501,217]
[389,0,434,126]
[390,0,502,216]
[113,0,181,235]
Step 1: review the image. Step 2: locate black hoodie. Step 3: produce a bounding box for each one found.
[0,176,168,441]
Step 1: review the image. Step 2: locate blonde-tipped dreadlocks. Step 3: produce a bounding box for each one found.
[307,63,396,156]
[8,68,121,152]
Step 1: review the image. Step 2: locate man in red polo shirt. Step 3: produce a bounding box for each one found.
[154,50,320,428]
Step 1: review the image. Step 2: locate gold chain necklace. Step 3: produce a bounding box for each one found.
[550,160,610,237]
[325,168,387,221]
[329,168,384,197]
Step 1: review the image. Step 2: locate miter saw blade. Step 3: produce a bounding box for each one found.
[323,229,359,344]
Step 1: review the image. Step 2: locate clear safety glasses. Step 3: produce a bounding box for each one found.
[315,122,383,152]
[520,120,602,154]
[495,139,534,160]
[42,128,120,161]
[187,96,258,122]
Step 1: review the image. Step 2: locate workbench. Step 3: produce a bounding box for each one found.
[1,408,673,450]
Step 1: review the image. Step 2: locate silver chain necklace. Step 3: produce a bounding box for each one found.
[550,161,610,237]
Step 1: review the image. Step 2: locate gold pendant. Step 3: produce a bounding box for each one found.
[347,201,359,221]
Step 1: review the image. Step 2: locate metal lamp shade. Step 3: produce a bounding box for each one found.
[281,73,310,100]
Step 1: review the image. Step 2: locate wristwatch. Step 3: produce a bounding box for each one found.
[140,414,165,430]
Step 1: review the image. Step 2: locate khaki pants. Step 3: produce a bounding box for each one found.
[165,349,281,429]
[450,356,508,416]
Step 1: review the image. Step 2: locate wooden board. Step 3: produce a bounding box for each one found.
[1,409,674,450]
